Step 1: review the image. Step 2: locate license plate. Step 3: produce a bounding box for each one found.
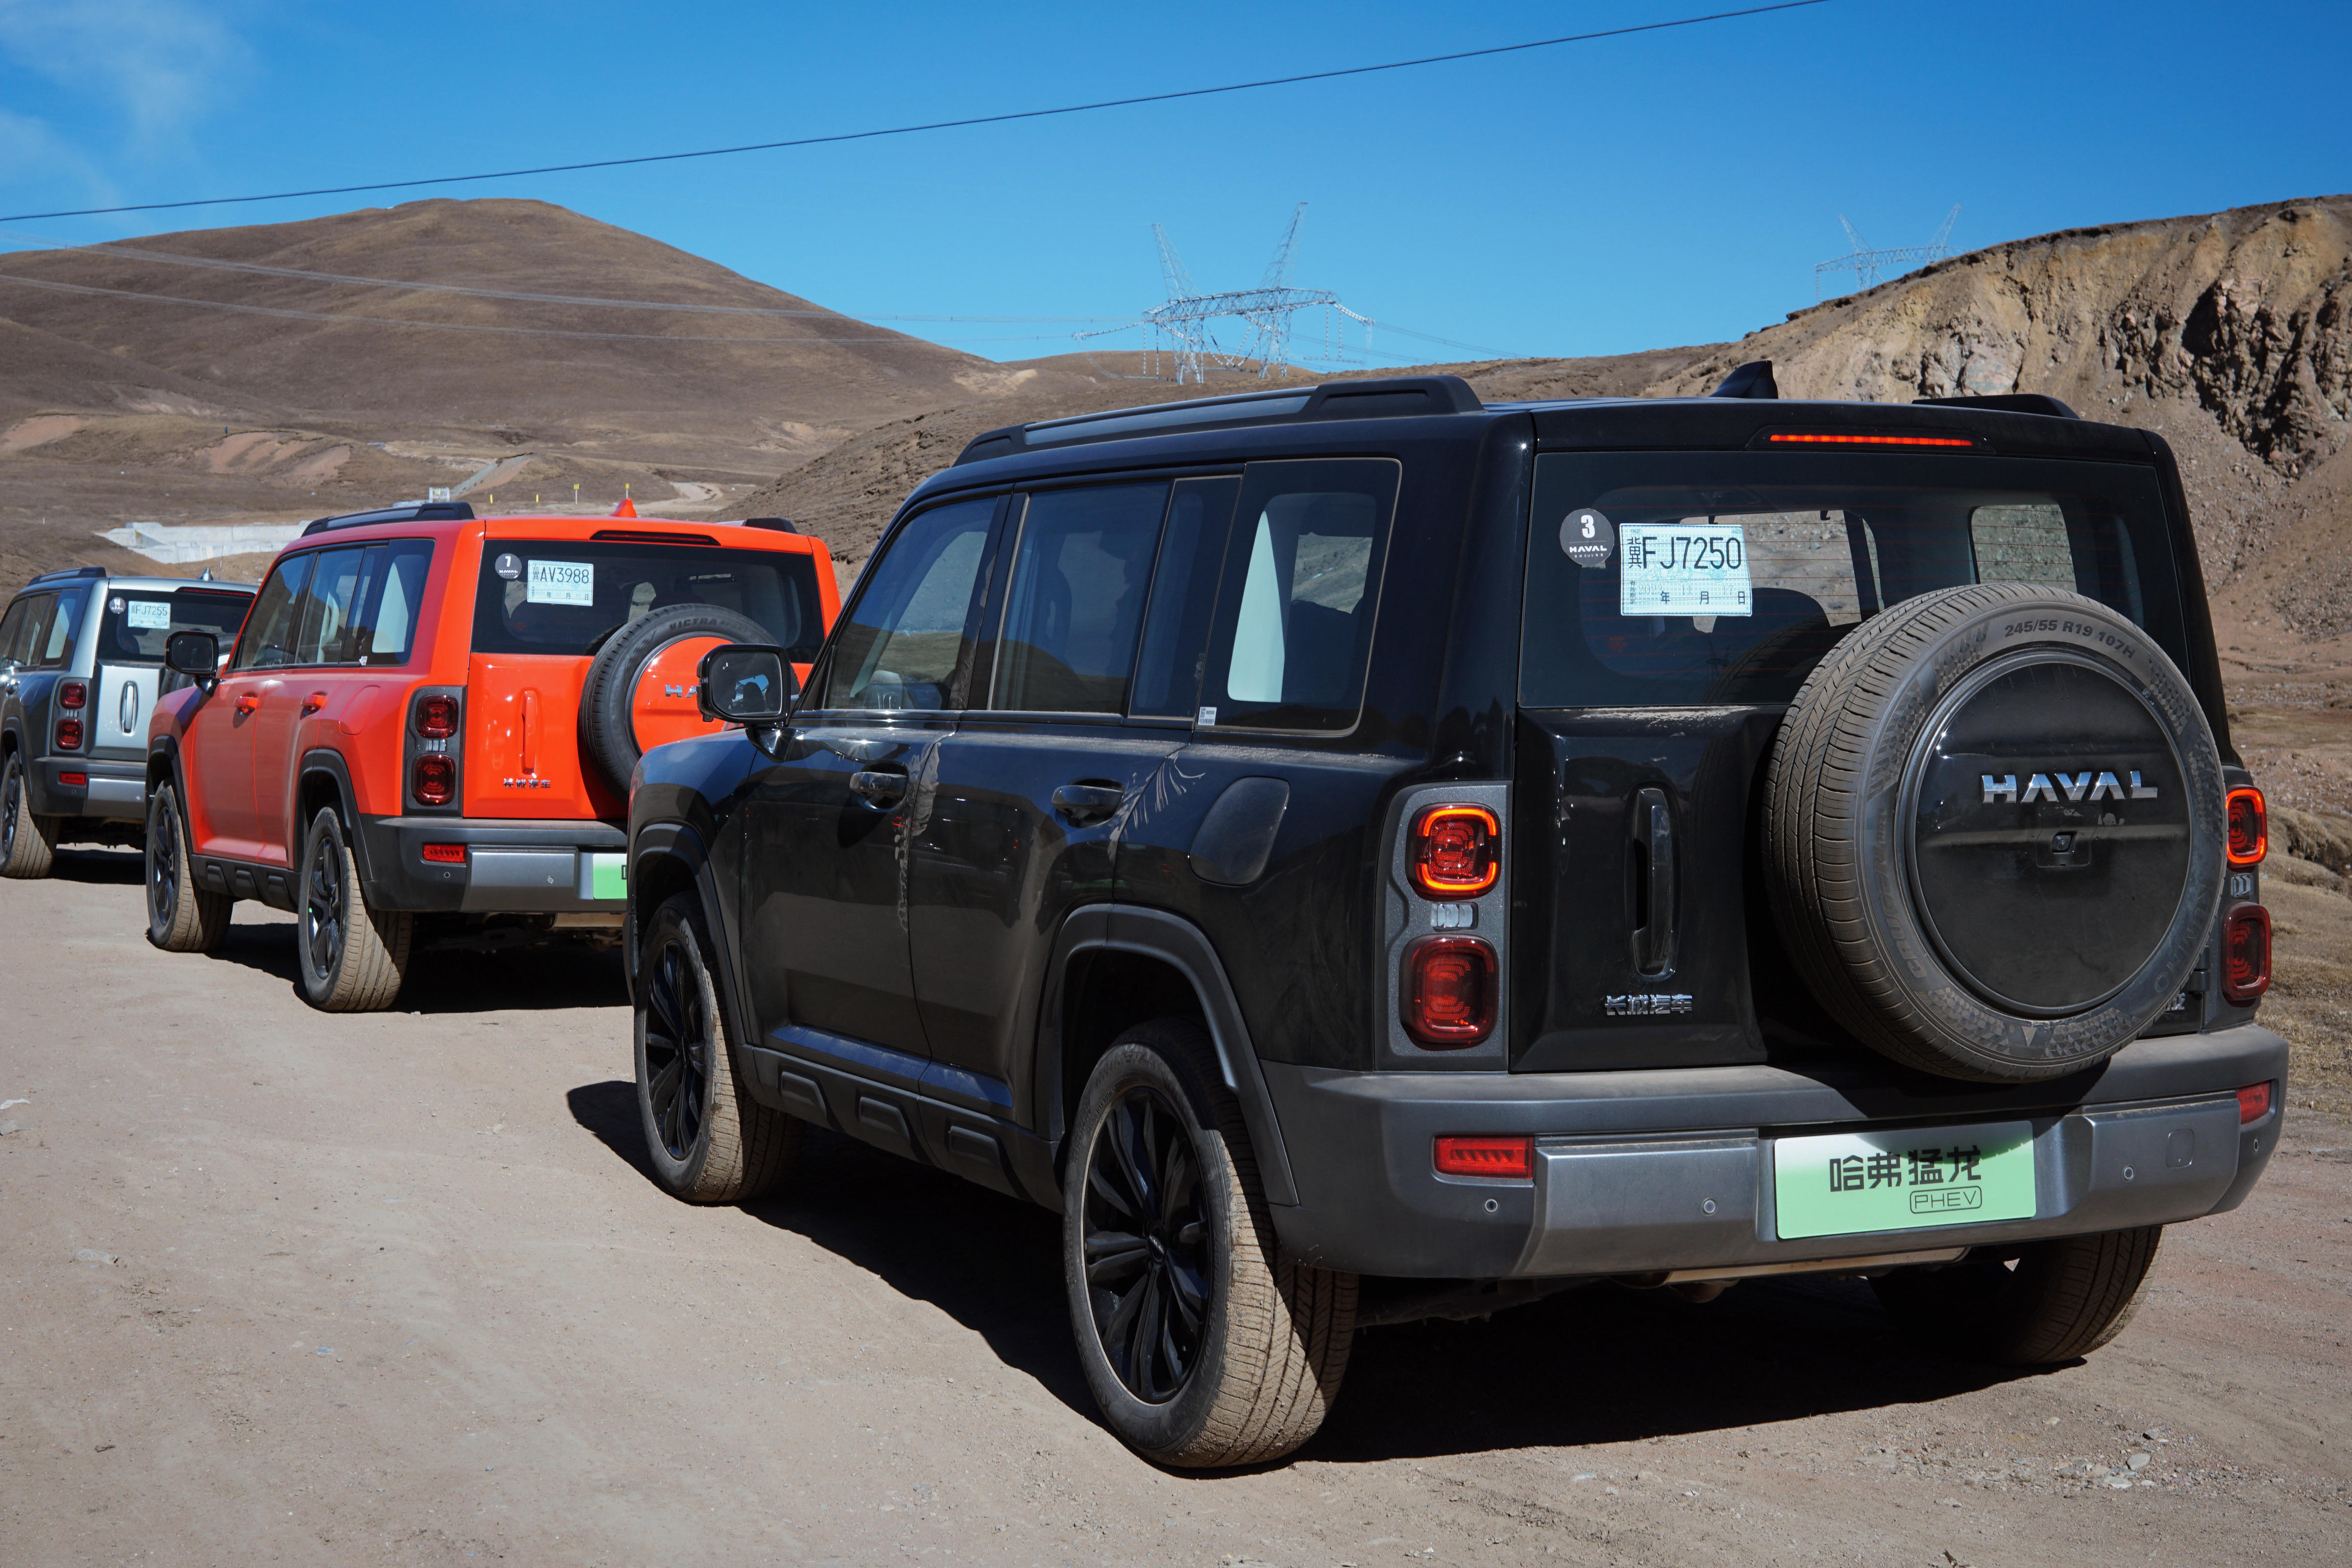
[583,852,628,901]
[1773,1120,2037,1240]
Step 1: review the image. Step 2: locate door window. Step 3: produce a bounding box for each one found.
[819,498,997,712]
[1132,477,1242,718]
[0,595,46,666]
[991,482,1168,713]
[34,586,85,667]
[290,548,368,666]
[233,555,313,670]
[349,541,434,665]
[0,598,28,665]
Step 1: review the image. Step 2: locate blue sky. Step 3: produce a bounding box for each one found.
[1,1,2346,365]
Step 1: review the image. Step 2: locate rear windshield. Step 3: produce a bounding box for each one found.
[470,540,826,659]
[1521,452,2188,707]
[100,586,254,664]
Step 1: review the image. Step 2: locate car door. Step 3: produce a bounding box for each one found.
[909,478,1217,1118]
[250,546,368,865]
[0,594,51,748]
[188,553,309,857]
[741,494,1004,1091]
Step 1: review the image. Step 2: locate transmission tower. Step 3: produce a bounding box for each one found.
[1118,204,1371,383]
[1815,205,1962,300]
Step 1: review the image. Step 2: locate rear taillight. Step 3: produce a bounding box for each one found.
[1433,1135,1532,1180]
[416,695,459,739]
[1403,935,1497,1046]
[412,754,455,806]
[2226,787,2266,865]
[2237,1081,2273,1124]
[420,843,465,865]
[2221,905,2271,1004]
[1409,804,1500,899]
[59,681,86,709]
[55,718,82,750]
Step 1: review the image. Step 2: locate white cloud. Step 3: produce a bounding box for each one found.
[0,104,121,211]
[0,1,252,145]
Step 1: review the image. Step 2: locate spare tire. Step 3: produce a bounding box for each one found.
[1764,584,2225,1083]
[579,602,771,797]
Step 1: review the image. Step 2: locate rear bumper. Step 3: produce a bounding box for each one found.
[1260,1025,2288,1279]
[30,757,145,821]
[356,815,629,914]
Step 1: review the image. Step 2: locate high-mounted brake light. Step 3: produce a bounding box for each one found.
[412,753,455,807]
[1433,1135,1533,1180]
[2237,1082,2272,1124]
[1404,935,1498,1046]
[2226,787,2267,866]
[420,843,466,865]
[55,718,82,750]
[415,695,459,739]
[59,681,86,709]
[2221,905,2271,1004]
[1409,804,1500,899]
[1766,432,1975,448]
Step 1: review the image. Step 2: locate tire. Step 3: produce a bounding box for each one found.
[633,891,798,1202]
[1764,584,2227,1083]
[296,806,411,1011]
[1873,1226,2163,1364]
[145,782,231,952]
[579,603,770,797]
[1063,1019,1357,1468]
[2,752,57,879]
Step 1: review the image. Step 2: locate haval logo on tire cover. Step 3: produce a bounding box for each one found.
[1980,770,2160,804]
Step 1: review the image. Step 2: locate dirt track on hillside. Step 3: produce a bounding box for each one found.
[2,851,2346,1566]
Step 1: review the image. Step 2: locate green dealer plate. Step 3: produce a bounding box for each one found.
[586,852,627,902]
[1773,1120,2037,1241]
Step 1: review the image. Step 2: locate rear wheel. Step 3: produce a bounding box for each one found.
[2,752,57,879]
[1872,1225,2163,1364]
[296,806,411,1011]
[145,783,230,952]
[1063,1019,1356,1468]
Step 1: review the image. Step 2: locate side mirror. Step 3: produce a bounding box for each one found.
[697,643,796,727]
[165,631,220,685]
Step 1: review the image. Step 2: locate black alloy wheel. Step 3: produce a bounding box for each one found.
[301,821,347,986]
[1082,1084,1213,1404]
[147,789,179,925]
[641,927,713,1163]
[2,757,21,860]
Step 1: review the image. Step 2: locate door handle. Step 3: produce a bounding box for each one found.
[300,691,329,717]
[849,769,908,808]
[1052,782,1126,826]
[1630,786,1677,978]
[235,692,262,717]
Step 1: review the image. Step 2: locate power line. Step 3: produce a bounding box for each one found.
[0,3,1830,225]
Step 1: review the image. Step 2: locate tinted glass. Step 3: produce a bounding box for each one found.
[100,587,254,663]
[1198,459,1400,731]
[350,541,433,665]
[992,482,1168,713]
[470,541,825,659]
[234,555,312,670]
[291,547,368,666]
[1,594,50,666]
[1520,452,2186,707]
[1131,477,1240,718]
[820,498,997,711]
[0,598,28,664]
[36,586,86,667]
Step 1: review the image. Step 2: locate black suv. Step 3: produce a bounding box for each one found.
[625,371,2284,1466]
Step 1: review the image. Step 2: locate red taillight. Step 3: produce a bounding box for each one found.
[420,843,465,865]
[412,753,455,806]
[2237,1082,2273,1124]
[1433,1135,1533,1180]
[1410,804,1500,899]
[416,695,459,739]
[1765,432,1975,448]
[2226,787,2267,866]
[59,772,86,787]
[1403,935,1497,1046]
[55,718,82,750]
[59,681,86,709]
[2221,905,2271,1004]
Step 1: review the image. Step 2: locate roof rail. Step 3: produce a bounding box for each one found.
[300,500,476,536]
[1914,393,2079,419]
[26,565,107,585]
[954,374,1484,465]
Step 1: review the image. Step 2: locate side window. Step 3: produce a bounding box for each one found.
[991,482,1169,713]
[0,595,40,666]
[8,595,56,669]
[37,587,87,667]
[290,547,368,666]
[818,498,998,712]
[350,542,434,665]
[1198,460,1400,731]
[234,555,313,670]
[1131,477,1240,718]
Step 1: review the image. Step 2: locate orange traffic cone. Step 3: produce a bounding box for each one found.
[611,498,638,518]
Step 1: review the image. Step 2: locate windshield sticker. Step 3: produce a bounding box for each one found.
[125,599,173,630]
[1619,521,1752,617]
[525,559,594,606]
[1560,507,1614,569]
[494,552,523,580]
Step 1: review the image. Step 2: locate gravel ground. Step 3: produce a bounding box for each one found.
[2,849,2347,1566]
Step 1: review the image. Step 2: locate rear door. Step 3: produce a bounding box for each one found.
[250,547,369,864]
[189,554,309,857]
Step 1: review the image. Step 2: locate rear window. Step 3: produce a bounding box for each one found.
[471,540,825,659]
[1520,452,2188,707]
[100,586,254,663]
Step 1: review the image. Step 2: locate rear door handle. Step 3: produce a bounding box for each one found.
[849,769,908,808]
[1631,786,1677,978]
[235,692,262,717]
[300,690,329,717]
[1052,782,1126,826]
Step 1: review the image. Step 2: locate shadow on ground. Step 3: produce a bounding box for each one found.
[204,918,628,1014]
[47,846,142,886]
[565,1075,2041,1461]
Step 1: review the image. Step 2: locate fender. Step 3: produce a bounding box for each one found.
[630,821,755,1057]
[296,749,372,885]
[1038,904,1301,1208]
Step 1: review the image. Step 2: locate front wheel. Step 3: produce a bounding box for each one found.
[1873,1225,2164,1364]
[296,806,411,1011]
[145,783,230,952]
[2,752,57,879]
[1063,1019,1356,1468]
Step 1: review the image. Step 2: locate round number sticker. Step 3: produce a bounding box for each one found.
[494,553,522,580]
[1560,508,1614,569]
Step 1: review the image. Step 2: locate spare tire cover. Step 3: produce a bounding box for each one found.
[578,602,771,797]
[1764,584,2225,1083]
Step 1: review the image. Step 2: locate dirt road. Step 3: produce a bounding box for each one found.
[3,850,2346,1566]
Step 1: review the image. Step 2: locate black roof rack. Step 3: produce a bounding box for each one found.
[26,565,107,585]
[954,375,1484,465]
[301,500,475,536]
[1914,393,2079,419]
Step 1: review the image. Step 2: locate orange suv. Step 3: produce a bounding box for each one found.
[143,501,837,1010]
